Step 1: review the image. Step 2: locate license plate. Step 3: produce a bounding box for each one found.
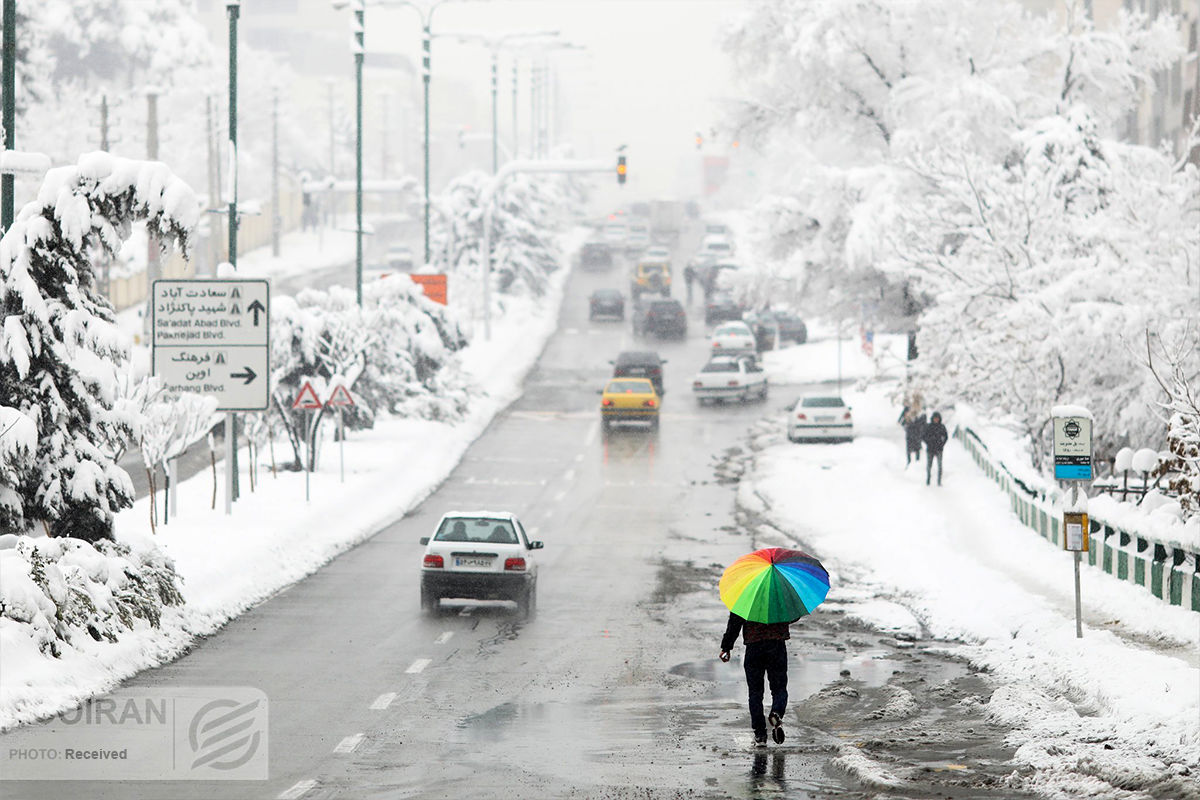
[816,416,834,423]
[454,557,493,568]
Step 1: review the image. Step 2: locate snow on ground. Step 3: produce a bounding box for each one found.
[0,226,585,731]
[762,327,908,386]
[741,359,1200,797]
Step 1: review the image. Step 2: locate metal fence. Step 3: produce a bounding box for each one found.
[955,427,1200,613]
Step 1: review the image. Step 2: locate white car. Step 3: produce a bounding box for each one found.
[419,511,543,618]
[788,395,854,443]
[709,320,756,356]
[699,234,735,259]
[692,355,767,404]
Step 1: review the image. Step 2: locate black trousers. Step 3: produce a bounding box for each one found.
[926,449,943,484]
[743,640,788,735]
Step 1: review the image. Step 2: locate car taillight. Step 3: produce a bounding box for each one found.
[643,399,657,408]
[728,380,739,386]
[677,311,685,318]
[504,558,526,571]
[844,411,852,420]
[602,399,614,406]
[424,554,444,568]
[693,380,702,388]
[713,342,721,348]
[651,368,661,375]
[796,413,807,420]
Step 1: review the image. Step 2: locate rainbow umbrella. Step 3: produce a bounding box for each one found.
[719,547,830,624]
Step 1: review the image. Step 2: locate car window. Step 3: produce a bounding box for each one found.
[435,517,517,543]
[801,397,845,408]
[715,323,749,335]
[701,361,738,373]
[606,379,654,393]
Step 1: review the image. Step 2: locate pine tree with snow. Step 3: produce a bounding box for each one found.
[0,152,198,541]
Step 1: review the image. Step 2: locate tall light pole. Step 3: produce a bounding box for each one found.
[332,0,368,307]
[441,31,559,173]
[226,0,241,507]
[1,0,15,233]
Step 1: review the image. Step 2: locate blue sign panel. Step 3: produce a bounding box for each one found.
[1054,463,1093,481]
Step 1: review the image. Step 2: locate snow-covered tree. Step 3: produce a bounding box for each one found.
[0,153,198,541]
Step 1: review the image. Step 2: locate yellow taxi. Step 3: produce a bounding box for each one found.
[630,259,671,299]
[600,377,660,431]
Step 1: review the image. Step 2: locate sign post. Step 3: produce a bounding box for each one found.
[326,384,356,483]
[1052,405,1094,639]
[151,279,270,515]
[292,381,323,501]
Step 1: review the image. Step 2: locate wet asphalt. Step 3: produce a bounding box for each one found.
[3,227,1027,799]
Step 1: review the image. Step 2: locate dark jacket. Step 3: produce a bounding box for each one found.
[923,417,948,455]
[721,612,790,652]
[904,412,926,449]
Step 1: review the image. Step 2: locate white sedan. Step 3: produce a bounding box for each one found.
[709,321,756,356]
[787,395,854,443]
[692,355,768,404]
[419,511,544,618]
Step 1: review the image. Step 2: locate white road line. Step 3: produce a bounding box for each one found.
[405,658,432,674]
[369,693,396,710]
[334,733,364,754]
[278,780,317,799]
[585,420,599,446]
[435,631,454,645]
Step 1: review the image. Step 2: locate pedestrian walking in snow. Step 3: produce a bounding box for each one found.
[899,406,926,466]
[923,411,948,486]
[684,264,696,304]
[720,613,791,747]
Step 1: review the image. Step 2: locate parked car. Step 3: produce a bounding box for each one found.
[419,511,543,618]
[788,395,854,443]
[709,320,756,355]
[385,244,416,272]
[611,350,666,395]
[767,310,807,344]
[630,258,672,299]
[692,355,767,404]
[705,292,743,325]
[588,288,625,321]
[600,377,660,432]
[579,242,614,271]
[633,297,688,339]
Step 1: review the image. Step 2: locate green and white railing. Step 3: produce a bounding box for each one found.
[955,427,1200,612]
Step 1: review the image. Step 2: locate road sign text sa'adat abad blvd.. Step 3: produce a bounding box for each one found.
[151,280,270,411]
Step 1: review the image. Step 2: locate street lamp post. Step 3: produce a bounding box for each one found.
[1,0,16,233]
[226,0,241,508]
[353,1,365,307]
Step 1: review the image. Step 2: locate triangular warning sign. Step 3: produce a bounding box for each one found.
[231,287,241,298]
[215,352,226,364]
[229,303,241,315]
[291,381,323,410]
[326,385,355,407]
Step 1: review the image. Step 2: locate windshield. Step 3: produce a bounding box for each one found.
[801,397,846,408]
[606,380,654,394]
[435,517,518,544]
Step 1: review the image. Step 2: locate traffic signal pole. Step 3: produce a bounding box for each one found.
[480,157,624,340]
[2,0,16,233]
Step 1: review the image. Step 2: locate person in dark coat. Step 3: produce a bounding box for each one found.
[899,407,926,466]
[720,613,791,747]
[683,264,696,304]
[923,411,949,486]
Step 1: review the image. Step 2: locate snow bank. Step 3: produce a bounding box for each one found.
[744,383,1200,797]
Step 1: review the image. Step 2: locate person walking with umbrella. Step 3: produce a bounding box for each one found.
[718,548,830,747]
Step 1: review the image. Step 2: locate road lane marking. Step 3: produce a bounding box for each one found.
[435,631,454,644]
[563,468,576,482]
[585,420,599,446]
[405,658,432,674]
[278,780,317,799]
[369,693,396,710]
[334,733,364,753]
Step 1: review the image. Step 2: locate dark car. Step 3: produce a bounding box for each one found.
[705,292,743,325]
[588,288,625,321]
[579,242,614,271]
[611,350,667,395]
[772,311,808,344]
[633,298,688,339]
[741,311,779,352]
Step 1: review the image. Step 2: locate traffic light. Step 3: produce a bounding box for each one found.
[695,131,703,149]
[616,155,627,185]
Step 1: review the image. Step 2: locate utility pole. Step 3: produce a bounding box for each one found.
[100,95,110,150]
[380,91,389,181]
[490,51,499,173]
[271,87,280,257]
[226,0,241,507]
[327,78,336,228]
[2,0,17,233]
[206,95,222,275]
[144,90,161,339]
[422,19,432,265]
[353,0,364,307]
[511,58,519,159]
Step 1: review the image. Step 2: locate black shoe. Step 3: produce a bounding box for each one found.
[768,711,785,743]
[753,732,767,747]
